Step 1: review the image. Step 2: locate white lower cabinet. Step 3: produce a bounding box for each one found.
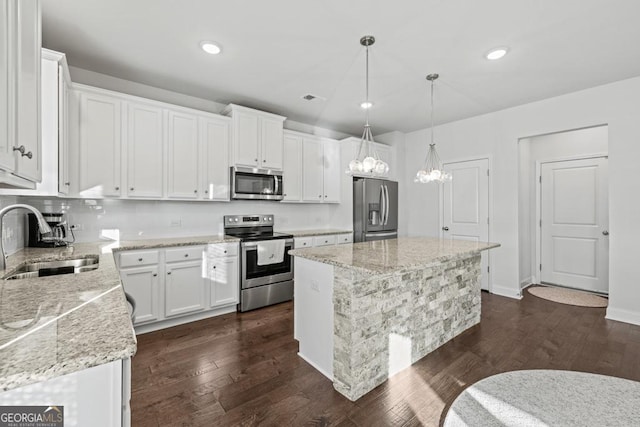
[117,243,239,333]
[0,359,130,427]
[119,264,160,324]
[294,233,353,249]
[165,259,206,317]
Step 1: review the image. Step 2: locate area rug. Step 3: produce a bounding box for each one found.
[527,285,607,308]
[444,370,640,426]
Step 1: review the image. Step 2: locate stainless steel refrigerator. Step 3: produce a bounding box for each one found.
[353,177,398,242]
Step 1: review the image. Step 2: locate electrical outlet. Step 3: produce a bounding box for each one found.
[69,224,84,231]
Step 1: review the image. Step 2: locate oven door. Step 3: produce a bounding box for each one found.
[241,239,294,289]
[231,167,284,200]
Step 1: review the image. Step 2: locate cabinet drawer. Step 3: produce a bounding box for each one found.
[313,235,336,247]
[165,246,206,263]
[208,242,238,257]
[294,237,314,248]
[335,233,353,244]
[119,250,160,268]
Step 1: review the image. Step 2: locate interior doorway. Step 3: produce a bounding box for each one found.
[518,125,609,294]
[441,158,490,291]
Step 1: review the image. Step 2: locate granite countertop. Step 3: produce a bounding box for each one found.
[283,229,353,237]
[0,234,239,392]
[289,237,500,274]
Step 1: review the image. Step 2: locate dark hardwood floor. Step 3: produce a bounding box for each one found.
[131,291,640,426]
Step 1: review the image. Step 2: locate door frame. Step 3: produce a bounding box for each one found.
[439,155,493,292]
[534,152,608,285]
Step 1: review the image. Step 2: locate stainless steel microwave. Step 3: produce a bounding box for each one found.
[230,166,284,201]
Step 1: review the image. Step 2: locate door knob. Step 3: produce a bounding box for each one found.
[602,230,609,236]
[442,226,449,231]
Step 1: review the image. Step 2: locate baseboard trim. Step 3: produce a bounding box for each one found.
[606,307,640,326]
[297,352,333,381]
[135,305,237,335]
[520,276,535,290]
[490,284,522,300]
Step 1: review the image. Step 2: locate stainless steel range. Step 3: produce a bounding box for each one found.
[224,215,294,312]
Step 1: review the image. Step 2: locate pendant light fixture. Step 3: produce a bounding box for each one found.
[414,73,451,183]
[346,35,389,176]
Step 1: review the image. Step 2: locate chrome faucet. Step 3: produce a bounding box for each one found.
[0,204,52,271]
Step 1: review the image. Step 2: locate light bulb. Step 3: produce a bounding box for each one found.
[373,160,387,174]
[347,159,363,174]
[430,169,442,180]
[362,157,376,172]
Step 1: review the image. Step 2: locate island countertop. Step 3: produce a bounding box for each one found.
[0,234,239,392]
[289,237,500,274]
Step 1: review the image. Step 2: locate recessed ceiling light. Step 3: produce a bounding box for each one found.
[360,101,373,109]
[200,41,222,55]
[485,47,509,60]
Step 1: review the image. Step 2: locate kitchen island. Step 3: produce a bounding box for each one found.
[289,237,499,401]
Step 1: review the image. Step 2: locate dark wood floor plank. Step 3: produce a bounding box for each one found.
[131,294,640,427]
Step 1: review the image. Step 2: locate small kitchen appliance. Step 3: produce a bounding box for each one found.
[224,214,294,311]
[27,212,72,247]
[230,167,284,201]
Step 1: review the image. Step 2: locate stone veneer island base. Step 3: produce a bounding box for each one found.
[289,237,499,401]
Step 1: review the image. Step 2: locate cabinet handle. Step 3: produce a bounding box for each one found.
[204,190,208,194]
[138,258,143,262]
[224,250,227,254]
[12,145,25,154]
[64,182,70,186]
[254,158,258,162]
[167,271,172,275]
[152,273,157,277]
[130,187,134,191]
[23,151,33,159]
[184,254,189,257]
[324,195,327,198]
[115,186,120,191]
[263,159,266,163]
[283,193,287,197]
[213,265,216,269]
[194,189,198,193]
[318,195,322,198]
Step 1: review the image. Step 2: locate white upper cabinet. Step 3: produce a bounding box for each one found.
[286,130,341,204]
[79,91,122,197]
[167,111,199,199]
[70,84,231,201]
[127,102,163,198]
[223,104,285,170]
[282,132,302,201]
[200,115,230,201]
[0,0,41,188]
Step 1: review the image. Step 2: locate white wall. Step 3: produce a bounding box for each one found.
[401,75,640,325]
[518,126,608,286]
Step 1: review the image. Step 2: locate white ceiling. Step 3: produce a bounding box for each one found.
[41,0,640,136]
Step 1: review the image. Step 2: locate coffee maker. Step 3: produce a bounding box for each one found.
[28,213,70,247]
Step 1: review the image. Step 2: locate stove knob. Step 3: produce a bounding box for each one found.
[234,218,239,222]
[263,217,268,221]
[268,217,272,221]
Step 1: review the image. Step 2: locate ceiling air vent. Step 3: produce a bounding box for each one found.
[301,93,326,102]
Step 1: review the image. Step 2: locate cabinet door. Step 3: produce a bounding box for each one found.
[211,256,239,307]
[282,133,301,201]
[200,116,229,201]
[233,110,259,167]
[0,0,12,172]
[260,116,283,170]
[302,137,324,202]
[127,102,163,198]
[13,0,41,182]
[165,260,206,317]
[167,111,199,198]
[58,66,70,193]
[322,139,341,203]
[120,265,160,324]
[79,91,121,197]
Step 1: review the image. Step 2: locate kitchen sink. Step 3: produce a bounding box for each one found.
[3,256,100,280]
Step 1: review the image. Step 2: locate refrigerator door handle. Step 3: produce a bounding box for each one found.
[383,184,389,225]
[379,184,386,227]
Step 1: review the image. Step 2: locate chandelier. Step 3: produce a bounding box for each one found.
[414,74,451,183]
[346,35,389,176]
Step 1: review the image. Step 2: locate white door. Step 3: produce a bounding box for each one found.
[79,92,121,197]
[260,116,283,170]
[211,257,239,307]
[120,265,160,324]
[322,139,341,203]
[233,111,259,167]
[442,158,490,290]
[200,116,229,200]
[282,133,302,201]
[165,260,206,317]
[127,102,163,198]
[166,111,199,199]
[302,137,323,202]
[540,157,609,293]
